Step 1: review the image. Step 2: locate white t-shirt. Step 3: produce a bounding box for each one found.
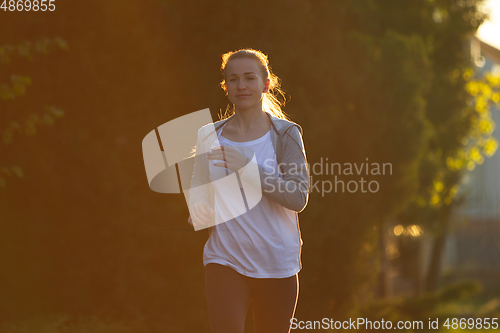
[203,122,302,278]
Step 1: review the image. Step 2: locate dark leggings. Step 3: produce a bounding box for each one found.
[204,263,299,333]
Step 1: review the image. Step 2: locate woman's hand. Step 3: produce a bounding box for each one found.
[189,202,215,228]
[207,146,248,172]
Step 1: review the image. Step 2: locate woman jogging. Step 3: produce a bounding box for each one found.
[188,48,310,333]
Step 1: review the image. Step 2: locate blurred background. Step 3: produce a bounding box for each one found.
[1,0,500,332]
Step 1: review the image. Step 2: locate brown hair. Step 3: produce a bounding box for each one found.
[218,48,290,120]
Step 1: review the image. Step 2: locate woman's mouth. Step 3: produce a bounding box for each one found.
[236,94,250,99]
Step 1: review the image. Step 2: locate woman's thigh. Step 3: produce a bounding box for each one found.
[249,273,299,333]
[204,263,252,333]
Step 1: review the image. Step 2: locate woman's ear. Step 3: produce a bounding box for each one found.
[263,79,270,93]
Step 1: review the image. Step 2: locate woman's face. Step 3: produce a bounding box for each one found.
[224,58,268,111]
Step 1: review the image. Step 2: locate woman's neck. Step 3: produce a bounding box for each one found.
[230,105,269,134]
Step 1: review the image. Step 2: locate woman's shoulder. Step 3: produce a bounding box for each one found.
[268,114,304,137]
[197,118,230,139]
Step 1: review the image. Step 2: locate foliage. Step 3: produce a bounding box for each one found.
[353,280,500,333]
[0,312,145,333]
[382,0,498,293]
[0,37,68,188]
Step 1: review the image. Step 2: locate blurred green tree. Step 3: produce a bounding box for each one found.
[381,0,500,293]
[0,37,67,188]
